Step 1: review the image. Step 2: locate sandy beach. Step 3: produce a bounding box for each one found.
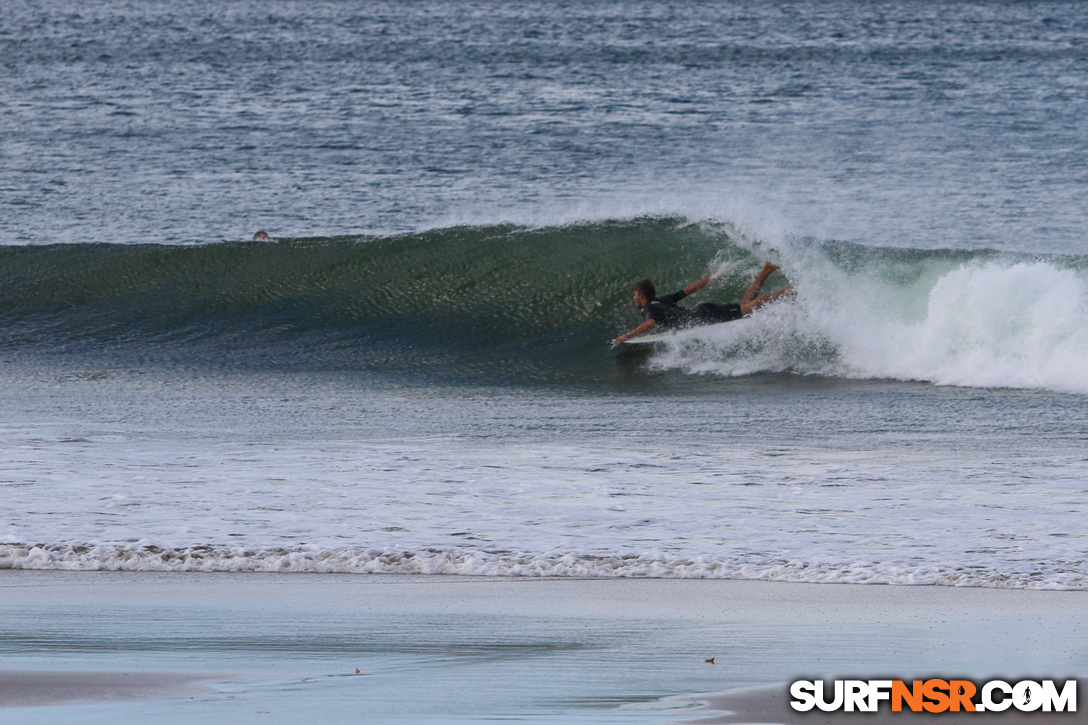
[1,572,1085,723]
[0,670,216,709]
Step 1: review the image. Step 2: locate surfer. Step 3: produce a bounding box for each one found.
[613,261,793,345]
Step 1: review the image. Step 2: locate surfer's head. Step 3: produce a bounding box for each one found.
[634,279,656,307]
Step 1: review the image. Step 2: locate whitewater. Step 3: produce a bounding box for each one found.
[655,236,1088,394]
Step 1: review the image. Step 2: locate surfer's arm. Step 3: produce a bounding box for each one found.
[614,319,656,345]
[683,270,723,297]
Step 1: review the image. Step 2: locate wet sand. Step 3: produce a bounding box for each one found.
[1,571,1085,722]
[0,670,214,708]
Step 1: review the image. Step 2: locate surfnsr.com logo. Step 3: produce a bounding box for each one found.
[790,679,1077,713]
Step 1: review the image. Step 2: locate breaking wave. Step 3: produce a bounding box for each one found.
[3,216,1086,392]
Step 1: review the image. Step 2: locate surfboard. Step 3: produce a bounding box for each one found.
[617,320,735,346]
[621,330,674,345]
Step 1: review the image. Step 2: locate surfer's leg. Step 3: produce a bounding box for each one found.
[693,302,744,324]
[742,262,779,305]
[740,286,794,316]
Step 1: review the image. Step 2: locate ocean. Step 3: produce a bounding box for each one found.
[2,0,1087,722]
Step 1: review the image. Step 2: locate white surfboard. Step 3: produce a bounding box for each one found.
[617,320,736,346]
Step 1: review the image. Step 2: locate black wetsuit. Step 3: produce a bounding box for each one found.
[640,290,743,329]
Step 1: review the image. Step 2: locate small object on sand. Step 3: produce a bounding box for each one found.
[705,658,715,664]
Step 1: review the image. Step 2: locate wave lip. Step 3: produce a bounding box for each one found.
[2,543,1083,591]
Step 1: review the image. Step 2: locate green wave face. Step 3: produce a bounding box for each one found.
[0,217,760,384]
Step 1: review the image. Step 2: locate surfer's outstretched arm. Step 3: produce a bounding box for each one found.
[682,274,712,296]
[682,269,727,297]
[615,319,656,346]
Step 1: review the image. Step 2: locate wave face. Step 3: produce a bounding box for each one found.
[0,217,734,384]
[3,217,1087,392]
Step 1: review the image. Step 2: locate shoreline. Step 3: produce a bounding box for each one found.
[1,572,1085,722]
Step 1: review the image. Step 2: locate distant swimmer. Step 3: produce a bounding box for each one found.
[252,230,270,240]
[613,261,794,345]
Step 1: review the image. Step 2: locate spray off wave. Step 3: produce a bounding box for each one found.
[653,242,1088,394]
[3,217,1086,392]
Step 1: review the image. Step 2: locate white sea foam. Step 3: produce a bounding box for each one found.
[1,542,1083,590]
[652,256,1088,394]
